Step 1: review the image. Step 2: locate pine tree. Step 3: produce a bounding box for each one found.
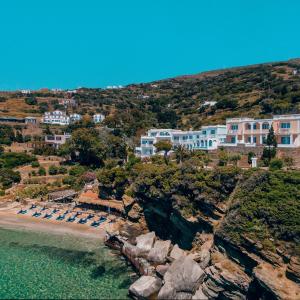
[262,125,277,165]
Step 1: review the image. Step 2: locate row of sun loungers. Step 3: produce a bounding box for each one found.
[17,206,108,227]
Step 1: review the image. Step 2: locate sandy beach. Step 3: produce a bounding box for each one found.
[0,205,109,240]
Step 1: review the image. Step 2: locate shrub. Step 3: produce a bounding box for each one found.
[31,161,40,168]
[38,167,46,176]
[25,97,37,105]
[69,165,86,177]
[0,152,36,168]
[48,165,58,175]
[0,190,5,196]
[269,159,283,170]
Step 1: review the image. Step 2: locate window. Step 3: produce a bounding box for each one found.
[196,135,200,139]
[247,137,251,143]
[210,129,216,135]
[231,124,238,130]
[149,141,153,145]
[202,130,207,135]
[142,140,147,145]
[262,136,267,144]
[201,140,204,147]
[247,124,251,130]
[253,124,257,130]
[262,123,269,130]
[208,140,213,147]
[281,123,291,129]
[231,136,236,143]
[253,137,257,143]
[189,135,193,139]
[281,136,290,144]
[173,136,179,141]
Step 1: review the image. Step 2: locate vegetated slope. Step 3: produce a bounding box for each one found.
[1,58,300,137]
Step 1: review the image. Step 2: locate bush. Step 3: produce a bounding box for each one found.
[69,165,86,177]
[58,166,68,174]
[269,159,283,171]
[38,167,46,176]
[25,97,37,105]
[0,190,5,196]
[0,168,21,189]
[31,161,40,168]
[0,152,36,168]
[48,165,58,175]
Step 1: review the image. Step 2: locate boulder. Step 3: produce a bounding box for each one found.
[163,256,205,293]
[122,194,135,208]
[198,248,211,269]
[129,275,162,299]
[158,282,177,300]
[135,232,156,256]
[128,203,143,221]
[192,287,208,300]
[156,264,169,278]
[169,244,186,261]
[148,240,172,264]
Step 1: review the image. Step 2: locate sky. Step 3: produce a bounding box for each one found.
[0,0,300,90]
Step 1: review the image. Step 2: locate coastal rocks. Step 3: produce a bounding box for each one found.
[135,232,156,256]
[203,255,251,299]
[129,275,162,300]
[254,262,300,300]
[158,256,205,299]
[192,287,208,300]
[128,203,143,221]
[169,244,186,261]
[148,240,171,264]
[287,256,300,283]
[156,264,169,277]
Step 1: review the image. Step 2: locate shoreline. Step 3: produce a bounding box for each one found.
[0,209,107,240]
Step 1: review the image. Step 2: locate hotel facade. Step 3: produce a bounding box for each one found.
[136,126,226,157]
[225,114,300,148]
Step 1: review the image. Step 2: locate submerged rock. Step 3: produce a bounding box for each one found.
[129,275,162,300]
[148,240,171,264]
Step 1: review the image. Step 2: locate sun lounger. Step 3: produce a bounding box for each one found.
[29,204,36,210]
[17,209,27,214]
[56,214,65,221]
[32,212,42,217]
[43,213,52,219]
[78,218,87,224]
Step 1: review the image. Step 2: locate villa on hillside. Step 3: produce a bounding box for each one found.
[93,114,105,123]
[224,114,300,148]
[45,133,71,148]
[69,113,82,123]
[42,110,70,125]
[135,126,226,157]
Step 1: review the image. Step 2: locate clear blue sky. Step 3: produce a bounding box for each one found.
[0,0,300,90]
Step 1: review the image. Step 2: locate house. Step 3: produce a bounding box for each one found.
[45,133,71,149]
[42,110,70,125]
[58,98,76,106]
[200,101,217,108]
[136,126,226,157]
[25,116,37,125]
[21,89,31,95]
[224,114,300,148]
[93,114,105,123]
[69,113,82,123]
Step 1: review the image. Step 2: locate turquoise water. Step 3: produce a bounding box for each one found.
[0,227,135,299]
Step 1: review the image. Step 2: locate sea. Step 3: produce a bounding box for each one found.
[0,227,135,299]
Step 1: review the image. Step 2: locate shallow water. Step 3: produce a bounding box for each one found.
[0,227,135,299]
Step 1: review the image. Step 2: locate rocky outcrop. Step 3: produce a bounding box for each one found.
[148,240,171,264]
[254,263,300,300]
[287,256,300,284]
[158,256,205,299]
[129,275,162,300]
[128,203,143,221]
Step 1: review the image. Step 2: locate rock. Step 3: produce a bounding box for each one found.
[169,244,186,261]
[287,256,300,284]
[122,194,135,208]
[254,262,300,300]
[203,256,251,299]
[148,240,171,264]
[129,275,162,299]
[158,282,177,300]
[156,264,169,278]
[164,256,205,293]
[135,232,156,256]
[175,292,193,299]
[198,249,210,269]
[128,203,143,221]
[192,287,208,300]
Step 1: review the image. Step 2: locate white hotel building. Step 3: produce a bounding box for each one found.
[136,126,226,157]
[42,110,70,126]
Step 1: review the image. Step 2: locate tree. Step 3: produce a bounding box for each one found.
[247,152,256,165]
[154,140,172,165]
[262,125,277,165]
[38,167,46,176]
[174,145,189,165]
[218,149,228,166]
[15,131,23,143]
[229,154,241,166]
[25,97,37,105]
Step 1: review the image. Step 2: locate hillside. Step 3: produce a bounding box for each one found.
[1,58,300,139]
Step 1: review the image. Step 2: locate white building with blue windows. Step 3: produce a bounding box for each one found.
[135,125,226,157]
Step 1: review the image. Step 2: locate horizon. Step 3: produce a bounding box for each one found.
[1,0,300,90]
